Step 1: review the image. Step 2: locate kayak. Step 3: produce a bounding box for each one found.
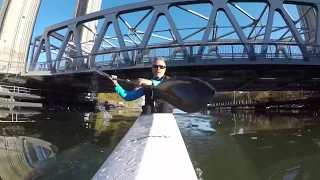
[92,113,198,180]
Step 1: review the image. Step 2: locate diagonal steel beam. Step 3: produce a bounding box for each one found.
[278,5,308,59]
[261,5,275,54]
[54,30,73,71]
[248,4,268,39]
[223,5,253,57]
[229,2,255,21]
[118,16,142,41]
[270,78,311,91]
[234,79,255,91]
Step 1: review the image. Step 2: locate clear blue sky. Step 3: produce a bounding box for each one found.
[0,0,303,63]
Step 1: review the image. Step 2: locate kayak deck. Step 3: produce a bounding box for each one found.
[92,113,198,180]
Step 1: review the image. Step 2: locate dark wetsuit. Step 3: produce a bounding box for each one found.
[141,76,174,114]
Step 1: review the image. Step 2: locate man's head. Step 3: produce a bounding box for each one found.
[151,57,166,79]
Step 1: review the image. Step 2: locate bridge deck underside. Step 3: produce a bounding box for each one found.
[31,65,320,93]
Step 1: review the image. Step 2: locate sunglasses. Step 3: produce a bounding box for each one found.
[152,65,166,69]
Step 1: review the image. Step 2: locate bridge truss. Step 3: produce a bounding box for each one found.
[24,0,320,91]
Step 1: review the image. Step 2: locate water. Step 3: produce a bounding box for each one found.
[177,110,320,180]
[1,108,320,180]
[0,108,141,180]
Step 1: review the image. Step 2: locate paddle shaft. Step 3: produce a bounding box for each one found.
[95,70,136,84]
[95,69,157,90]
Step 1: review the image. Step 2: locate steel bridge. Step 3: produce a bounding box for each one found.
[5,0,320,92]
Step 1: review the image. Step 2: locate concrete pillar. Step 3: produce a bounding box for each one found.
[75,0,102,49]
[0,136,58,179]
[296,5,316,44]
[0,0,42,74]
[68,0,102,69]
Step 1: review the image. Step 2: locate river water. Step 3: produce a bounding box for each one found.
[0,108,320,180]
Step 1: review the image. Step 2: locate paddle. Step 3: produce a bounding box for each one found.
[95,70,216,113]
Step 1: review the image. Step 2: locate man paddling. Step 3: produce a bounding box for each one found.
[109,57,174,114]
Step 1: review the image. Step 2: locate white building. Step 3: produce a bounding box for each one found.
[0,0,42,74]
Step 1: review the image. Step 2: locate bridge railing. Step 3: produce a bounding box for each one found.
[28,42,320,73]
[0,59,25,74]
[0,84,41,95]
[210,100,253,107]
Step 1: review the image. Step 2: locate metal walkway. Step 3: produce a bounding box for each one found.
[0,84,43,110]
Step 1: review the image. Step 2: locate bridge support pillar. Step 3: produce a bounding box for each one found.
[73,0,102,68]
[0,0,42,74]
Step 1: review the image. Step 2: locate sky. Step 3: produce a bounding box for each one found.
[0,0,305,63]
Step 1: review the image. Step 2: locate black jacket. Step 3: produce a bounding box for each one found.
[141,76,174,114]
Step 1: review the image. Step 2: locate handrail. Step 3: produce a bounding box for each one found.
[0,60,26,64]
[0,84,41,95]
[32,42,320,61]
[28,42,320,73]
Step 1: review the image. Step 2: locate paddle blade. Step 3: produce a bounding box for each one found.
[154,77,216,113]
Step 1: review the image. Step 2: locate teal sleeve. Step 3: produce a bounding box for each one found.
[114,84,144,101]
[152,80,161,86]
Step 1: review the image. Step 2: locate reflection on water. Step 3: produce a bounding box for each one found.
[0,109,40,122]
[0,135,58,180]
[174,110,320,180]
[1,108,320,180]
[0,109,141,180]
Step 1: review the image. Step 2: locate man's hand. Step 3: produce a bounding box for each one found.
[109,75,119,86]
[136,78,153,88]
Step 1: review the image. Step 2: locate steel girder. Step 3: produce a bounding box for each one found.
[28,0,320,74]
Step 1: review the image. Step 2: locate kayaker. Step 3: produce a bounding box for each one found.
[109,57,174,114]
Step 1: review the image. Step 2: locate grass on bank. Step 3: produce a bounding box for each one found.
[98,93,143,108]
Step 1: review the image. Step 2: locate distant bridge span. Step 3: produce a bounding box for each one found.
[22,0,320,92]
